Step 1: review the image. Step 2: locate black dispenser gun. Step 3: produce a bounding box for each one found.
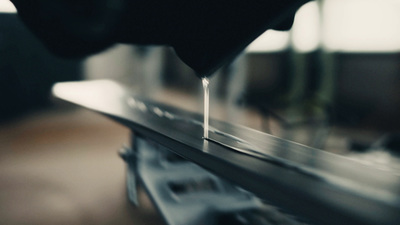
[10,0,309,76]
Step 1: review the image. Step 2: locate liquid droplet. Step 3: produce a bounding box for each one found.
[202,77,210,139]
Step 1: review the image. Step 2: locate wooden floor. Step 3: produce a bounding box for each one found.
[0,104,164,225]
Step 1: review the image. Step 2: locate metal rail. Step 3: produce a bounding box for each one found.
[53,80,400,225]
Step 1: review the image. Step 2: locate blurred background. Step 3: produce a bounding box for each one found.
[1,0,400,224]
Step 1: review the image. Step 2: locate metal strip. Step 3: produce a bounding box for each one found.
[53,80,400,225]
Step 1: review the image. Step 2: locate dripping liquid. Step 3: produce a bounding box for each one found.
[202,78,210,139]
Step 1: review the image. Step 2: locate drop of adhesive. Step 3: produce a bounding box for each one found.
[202,77,210,139]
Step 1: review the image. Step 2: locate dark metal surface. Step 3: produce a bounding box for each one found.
[53,80,400,225]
